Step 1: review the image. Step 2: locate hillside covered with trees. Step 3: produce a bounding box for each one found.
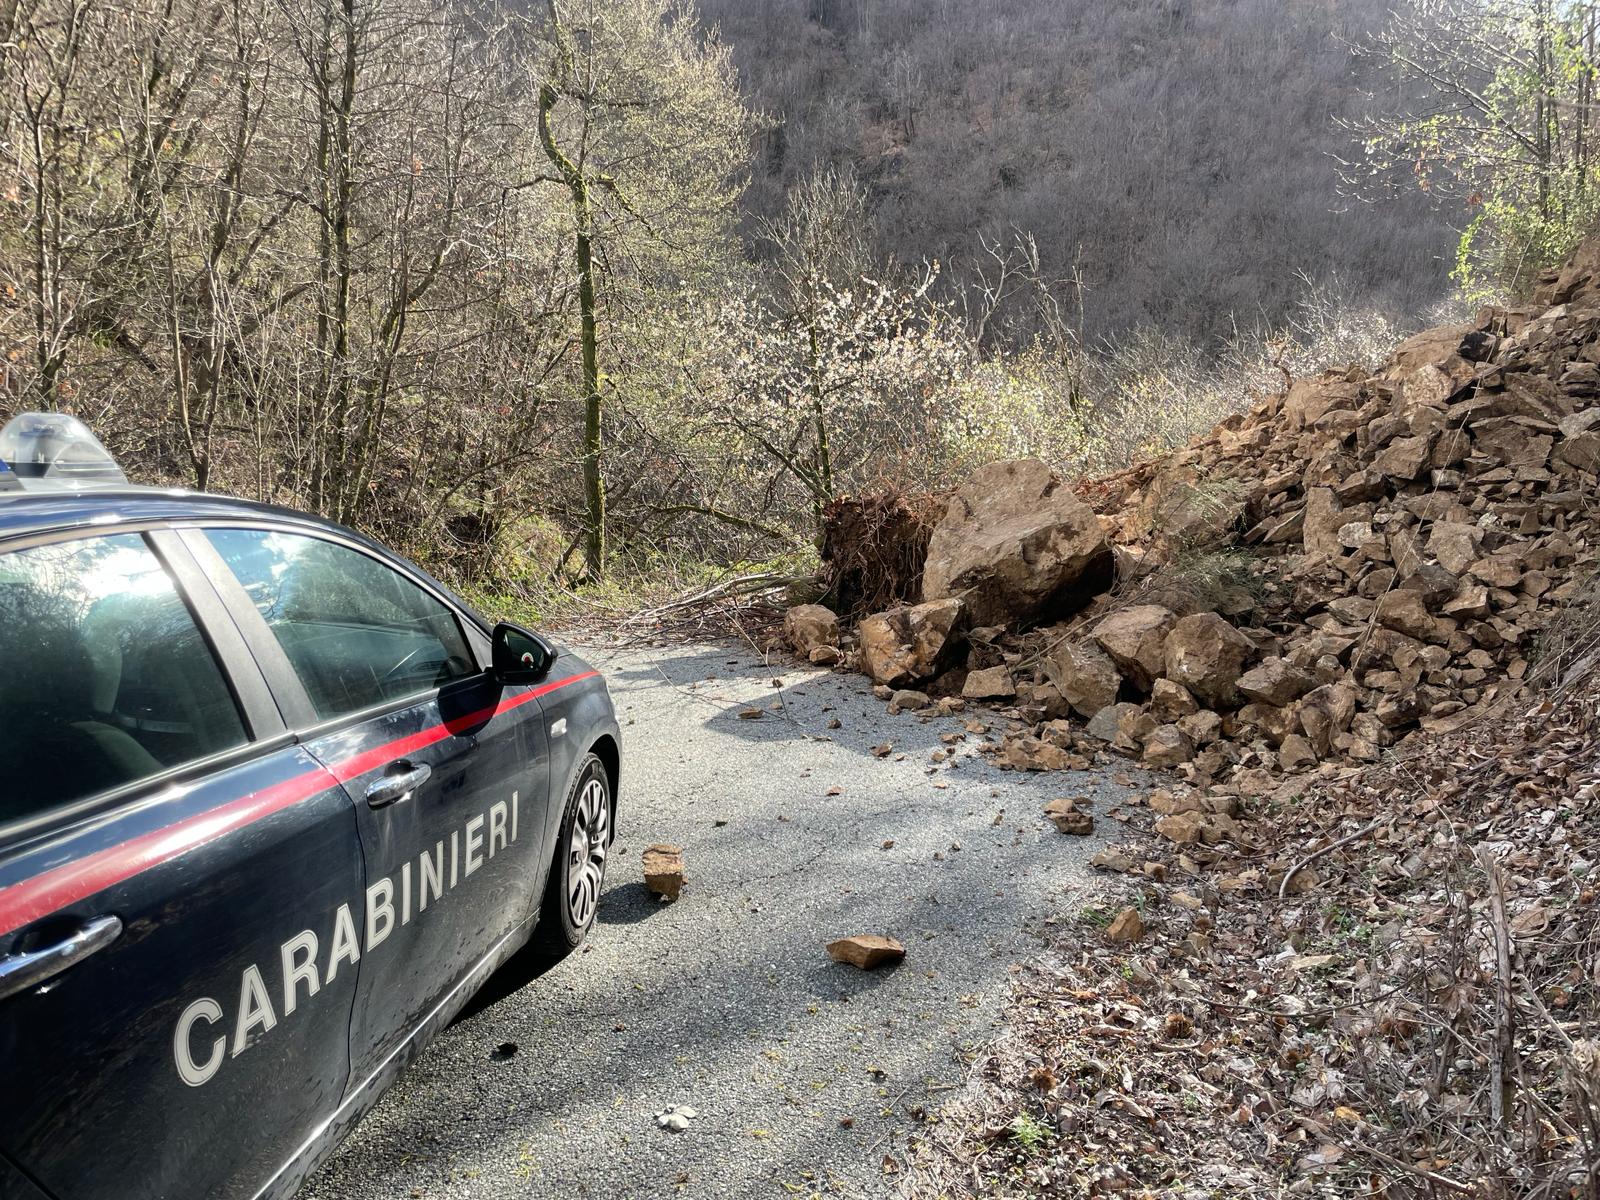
[699,0,1457,341]
[0,0,1592,607]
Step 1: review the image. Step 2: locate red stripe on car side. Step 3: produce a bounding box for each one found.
[0,670,600,938]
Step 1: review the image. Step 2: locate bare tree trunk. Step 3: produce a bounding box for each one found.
[538,0,606,580]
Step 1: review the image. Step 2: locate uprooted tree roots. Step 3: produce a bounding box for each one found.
[820,488,947,620]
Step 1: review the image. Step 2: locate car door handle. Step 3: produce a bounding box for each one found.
[366,762,433,808]
[0,915,123,1002]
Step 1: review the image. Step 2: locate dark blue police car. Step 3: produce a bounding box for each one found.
[0,413,621,1200]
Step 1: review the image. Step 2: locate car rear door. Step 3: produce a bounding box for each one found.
[188,526,554,1085]
[0,528,364,1200]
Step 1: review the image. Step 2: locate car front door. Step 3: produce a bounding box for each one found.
[190,526,553,1084]
[0,529,363,1200]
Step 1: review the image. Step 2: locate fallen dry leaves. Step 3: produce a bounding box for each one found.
[897,666,1600,1199]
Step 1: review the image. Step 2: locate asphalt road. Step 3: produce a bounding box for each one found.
[301,638,1140,1200]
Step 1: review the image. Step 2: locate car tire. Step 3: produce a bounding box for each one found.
[535,752,611,957]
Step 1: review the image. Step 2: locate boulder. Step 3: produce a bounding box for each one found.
[1428,522,1483,575]
[1284,378,1360,431]
[1142,723,1194,768]
[1375,590,1444,643]
[1043,641,1123,719]
[1087,702,1143,742]
[1390,321,1478,371]
[1150,678,1199,721]
[784,604,839,657]
[1373,434,1432,481]
[962,665,1016,701]
[1277,733,1317,772]
[857,598,964,687]
[1302,488,1347,557]
[826,935,906,970]
[1154,811,1207,844]
[922,458,1113,626]
[1091,604,1177,691]
[1237,657,1316,707]
[1163,613,1254,708]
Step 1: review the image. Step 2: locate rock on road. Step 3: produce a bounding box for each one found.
[301,639,1140,1200]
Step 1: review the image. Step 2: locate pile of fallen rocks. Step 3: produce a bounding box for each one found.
[783,238,1600,821]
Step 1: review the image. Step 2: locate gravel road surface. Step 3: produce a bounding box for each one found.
[302,639,1141,1200]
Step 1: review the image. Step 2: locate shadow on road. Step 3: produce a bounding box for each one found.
[453,939,567,1022]
[597,879,668,926]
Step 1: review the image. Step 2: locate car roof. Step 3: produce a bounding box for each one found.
[0,481,365,546]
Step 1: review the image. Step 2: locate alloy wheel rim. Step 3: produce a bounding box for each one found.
[566,777,609,928]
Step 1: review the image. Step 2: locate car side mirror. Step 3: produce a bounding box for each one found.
[492,622,558,684]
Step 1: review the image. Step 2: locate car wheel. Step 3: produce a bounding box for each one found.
[537,752,611,956]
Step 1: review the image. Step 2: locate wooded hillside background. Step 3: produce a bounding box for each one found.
[3,0,1590,609]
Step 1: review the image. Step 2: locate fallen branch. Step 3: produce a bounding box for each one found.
[1277,820,1382,900]
[625,571,799,622]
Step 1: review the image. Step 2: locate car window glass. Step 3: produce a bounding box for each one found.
[0,534,249,823]
[205,529,476,721]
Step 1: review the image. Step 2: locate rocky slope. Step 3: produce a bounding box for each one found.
[784,239,1600,843]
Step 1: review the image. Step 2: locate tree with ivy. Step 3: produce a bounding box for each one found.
[1341,0,1600,298]
[526,0,750,581]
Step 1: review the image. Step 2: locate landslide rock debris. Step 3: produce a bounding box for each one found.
[781,243,1600,813]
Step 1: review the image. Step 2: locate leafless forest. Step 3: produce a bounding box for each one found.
[704,0,1457,340]
[0,0,1468,603]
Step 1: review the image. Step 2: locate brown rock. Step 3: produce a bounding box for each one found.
[642,844,685,900]
[1042,641,1123,719]
[1178,708,1223,744]
[1163,613,1254,708]
[1554,431,1600,474]
[999,735,1074,772]
[1375,590,1443,642]
[809,645,842,666]
[1237,657,1316,707]
[1284,378,1360,430]
[784,604,839,657]
[1044,798,1094,835]
[1092,605,1178,691]
[1442,585,1492,620]
[1114,707,1159,753]
[1105,907,1145,943]
[1474,423,1552,469]
[961,665,1016,700]
[1391,321,1478,370]
[1087,702,1142,742]
[1302,488,1347,557]
[1277,733,1317,771]
[1428,522,1483,575]
[922,458,1113,626]
[1142,723,1194,768]
[1373,434,1432,481]
[857,598,964,687]
[1236,701,1300,746]
[1150,678,1199,721]
[1155,811,1206,844]
[1432,427,1471,469]
[826,935,906,970]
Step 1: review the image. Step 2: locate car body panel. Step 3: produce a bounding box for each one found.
[0,484,620,1200]
[0,746,363,1200]
[0,1153,49,1200]
[301,674,553,1083]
